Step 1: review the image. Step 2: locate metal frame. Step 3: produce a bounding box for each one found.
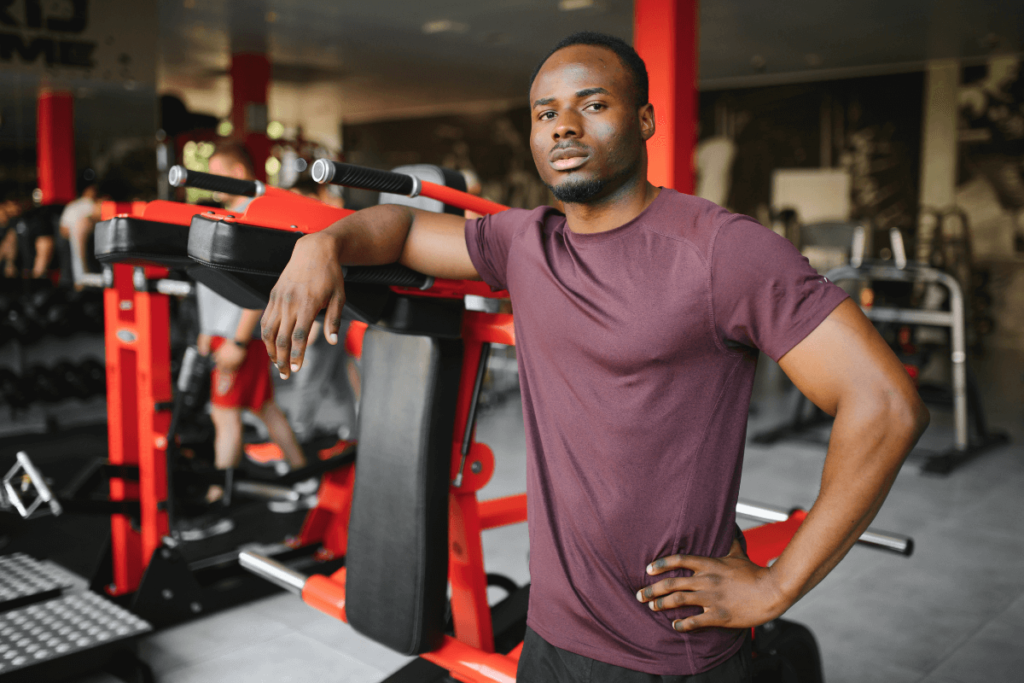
[825,260,1008,474]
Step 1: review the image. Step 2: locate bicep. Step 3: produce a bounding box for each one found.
[777,298,920,417]
[400,209,480,281]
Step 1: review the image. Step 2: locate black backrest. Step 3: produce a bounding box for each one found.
[344,327,463,655]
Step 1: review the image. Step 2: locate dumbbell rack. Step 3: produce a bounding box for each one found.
[0,553,152,683]
[0,305,107,441]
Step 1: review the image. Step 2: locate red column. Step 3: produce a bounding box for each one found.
[634,0,699,194]
[230,52,271,181]
[37,90,77,204]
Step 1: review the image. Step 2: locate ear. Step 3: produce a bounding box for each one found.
[639,103,655,142]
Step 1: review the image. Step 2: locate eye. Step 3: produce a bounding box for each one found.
[538,111,556,121]
[585,102,606,112]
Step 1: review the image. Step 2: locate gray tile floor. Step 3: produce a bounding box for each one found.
[76,349,1023,683]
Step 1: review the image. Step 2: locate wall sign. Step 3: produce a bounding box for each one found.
[0,0,156,84]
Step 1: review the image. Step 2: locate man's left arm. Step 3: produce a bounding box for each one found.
[639,298,929,631]
[213,308,262,373]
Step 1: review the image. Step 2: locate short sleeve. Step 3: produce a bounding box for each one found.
[464,208,532,291]
[711,216,849,362]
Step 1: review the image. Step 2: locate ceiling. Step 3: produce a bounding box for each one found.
[2,0,1021,153]
[157,0,1023,144]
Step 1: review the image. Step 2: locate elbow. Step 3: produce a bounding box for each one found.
[890,392,929,445]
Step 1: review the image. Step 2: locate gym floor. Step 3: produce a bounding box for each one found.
[68,349,1023,683]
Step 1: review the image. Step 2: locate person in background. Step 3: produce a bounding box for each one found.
[0,194,24,278]
[191,141,307,525]
[59,174,102,287]
[286,176,359,443]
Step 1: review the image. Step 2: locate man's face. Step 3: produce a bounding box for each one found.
[208,154,250,181]
[529,45,653,204]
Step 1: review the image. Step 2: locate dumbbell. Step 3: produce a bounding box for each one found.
[4,301,44,343]
[0,368,30,408]
[77,358,106,396]
[51,361,93,400]
[23,364,65,403]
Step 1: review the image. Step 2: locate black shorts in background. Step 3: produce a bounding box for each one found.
[516,627,753,683]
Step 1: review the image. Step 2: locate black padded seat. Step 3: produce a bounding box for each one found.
[94,216,194,269]
[344,328,462,654]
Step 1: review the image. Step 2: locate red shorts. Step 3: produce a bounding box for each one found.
[209,337,274,411]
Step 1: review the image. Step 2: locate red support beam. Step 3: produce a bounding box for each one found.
[634,0,699,194]
[230,52,271,182]
[37,90,76,205]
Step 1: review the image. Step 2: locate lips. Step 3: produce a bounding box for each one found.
[550,146,589,171]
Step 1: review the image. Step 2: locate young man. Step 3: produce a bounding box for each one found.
[195,141,306,509]
[260,32,928,682]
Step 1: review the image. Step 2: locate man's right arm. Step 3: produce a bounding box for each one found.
[261,205,476,377]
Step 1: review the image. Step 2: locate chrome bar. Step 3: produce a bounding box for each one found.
[736,500,913,556]
[238,551,307,595]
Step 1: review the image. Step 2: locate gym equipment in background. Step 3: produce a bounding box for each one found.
[752,225,1008,475]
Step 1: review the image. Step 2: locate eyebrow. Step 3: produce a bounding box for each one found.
[532,87,611,109]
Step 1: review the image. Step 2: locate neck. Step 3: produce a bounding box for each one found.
[563,173,660,235]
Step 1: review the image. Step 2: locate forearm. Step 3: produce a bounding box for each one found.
[769,396,928,605]
[320,204,416,266]
[235,308,263,341]
[32,237,54,277]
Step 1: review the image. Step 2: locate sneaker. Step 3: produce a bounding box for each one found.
[175,514,235,542]
[292,477,319,495]
[268,494,318,514]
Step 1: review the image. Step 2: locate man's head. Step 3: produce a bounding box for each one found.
[529,32,654,205]
[209,140,256,181]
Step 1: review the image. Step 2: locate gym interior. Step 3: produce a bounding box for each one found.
[0,1,1022,682]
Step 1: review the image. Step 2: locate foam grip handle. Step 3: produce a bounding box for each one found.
[311,159,415,195]
[168,165,263,197]
[344,264,430,289]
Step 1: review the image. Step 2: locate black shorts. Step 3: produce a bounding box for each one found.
[516,627,752,683]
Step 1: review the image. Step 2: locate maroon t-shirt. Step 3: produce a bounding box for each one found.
[465,189,848,675]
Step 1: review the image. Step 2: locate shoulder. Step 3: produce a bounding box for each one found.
[476,205,565,242]
[641,189,753,259]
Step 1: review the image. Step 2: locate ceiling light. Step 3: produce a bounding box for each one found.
[559,0,595,10]
[422,19,469,34]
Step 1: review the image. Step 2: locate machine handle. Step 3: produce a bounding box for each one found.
[736,500,913,556]
[238,550,308,595]
[168,165,266,198]
[312,159,416,196]
[343,264,432,290]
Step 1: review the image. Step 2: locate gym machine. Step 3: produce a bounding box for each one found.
[0,185,362,637]
[751,225,1008,475]
[178,160,913,682]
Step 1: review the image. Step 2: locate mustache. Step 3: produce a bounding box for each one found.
[550,141,591,154]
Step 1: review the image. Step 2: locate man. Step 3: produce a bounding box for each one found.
[194,141,307,512]
[260,32,928,682]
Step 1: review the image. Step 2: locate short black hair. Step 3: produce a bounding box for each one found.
[530,31,649,109]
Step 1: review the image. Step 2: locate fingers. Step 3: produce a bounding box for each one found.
[636,576,701,603]
[673,608,724,632]
[639,588,704,612]
[323,287,346,345]
[646,554,708,576]
[261,293,281,361]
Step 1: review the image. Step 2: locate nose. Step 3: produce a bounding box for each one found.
[553,109,581,140]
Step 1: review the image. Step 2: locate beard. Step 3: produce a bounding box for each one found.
[547,176,607,204]
[545,151,640,205]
